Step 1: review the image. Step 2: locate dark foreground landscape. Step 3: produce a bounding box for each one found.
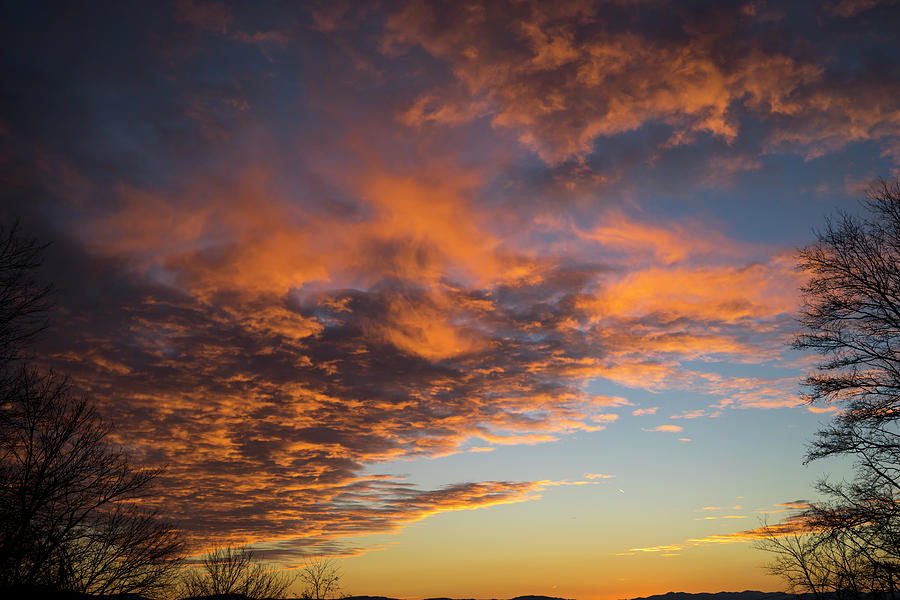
[0,591,824,600]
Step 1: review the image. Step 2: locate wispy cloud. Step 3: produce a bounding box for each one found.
[622,501,814,556]
[643,425,684,433]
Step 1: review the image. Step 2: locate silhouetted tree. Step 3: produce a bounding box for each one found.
[0,223,184,596]
[0,222,50,364]
[180,545,295,599]
[758,179,900,598]
[758,528,831,600]
[0,368,185,596]
[798,179,900,474]
[758,516,899,600]
[299,559,342,600]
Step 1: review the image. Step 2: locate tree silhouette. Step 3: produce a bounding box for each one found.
[758,517,899,600]
[0,223,184,596]
[299,559,343,600]
[798,179,900,470]
[758,179,900,597]
[180,545,295,599]
[0,223,50,364]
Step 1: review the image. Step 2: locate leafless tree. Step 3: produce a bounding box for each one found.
[0,222,50,365]
[0,223,184,596]
[757,528,830,600]
[298,559,343,600]
[0,368,185,596]
[55,503,185,596]
[759,523,873,600]
[758,514,900,600]
[181,545,295,599]
[759,179,900,598]
[796,178,900,474]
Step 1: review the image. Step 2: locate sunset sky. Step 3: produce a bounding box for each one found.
[2,1,900,599]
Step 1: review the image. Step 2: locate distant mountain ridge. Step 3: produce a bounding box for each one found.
[345,595,575,600]
[624,592,814,600]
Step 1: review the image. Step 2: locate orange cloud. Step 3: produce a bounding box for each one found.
[765,77,900,160]
[707,375,803,409]
[580,209,747,266]
[383,2,831,163]
[83,170,328,300]
[807,405,840,413]
[591,413,619,422]
[379,0,900,170]
[671,410,707,420]
[357,169,507,285]
[621,503,814,557]
[375,292,489,361]
[643,424,683,433]
[628,544,684,553]
[589,261,800,326]
[688,514,815,545]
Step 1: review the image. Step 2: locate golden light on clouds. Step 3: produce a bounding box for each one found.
[4,0,900,597]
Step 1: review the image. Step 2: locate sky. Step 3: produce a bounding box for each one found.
[2,1,900,598]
